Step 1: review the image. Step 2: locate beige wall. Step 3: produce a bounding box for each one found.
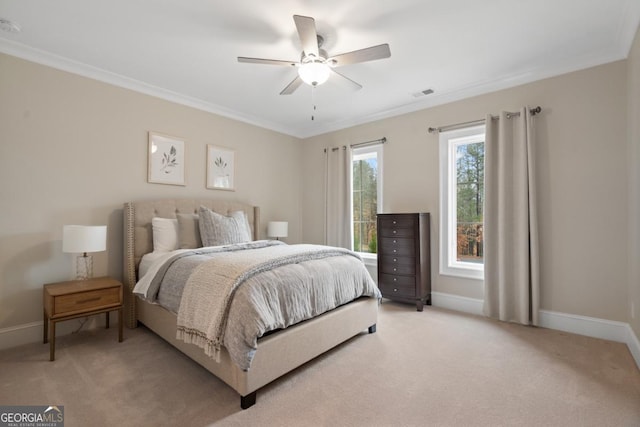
[0,53,302,330]
[302,60,629,322]
[628,26,640,338]
[0,44,635,335]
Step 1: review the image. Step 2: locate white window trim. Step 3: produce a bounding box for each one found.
[439,125,484,280]
[351,144,383,258]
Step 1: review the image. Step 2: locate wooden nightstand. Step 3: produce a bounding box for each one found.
[43,277,123,361]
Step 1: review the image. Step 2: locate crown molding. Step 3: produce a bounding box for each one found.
[0,33,633,140]
[295,49,627,138]
[0,38,297,137]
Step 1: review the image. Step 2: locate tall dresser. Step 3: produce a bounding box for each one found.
[376,213,431,311]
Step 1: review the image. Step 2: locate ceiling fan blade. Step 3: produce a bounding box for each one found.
[293,15,319,58]
[280,76,303,95]
[238,57,297,67]
[331,69,362,90]
[329,44,391,67]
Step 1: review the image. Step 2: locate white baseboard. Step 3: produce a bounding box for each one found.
[538,309,629,343]
[431,291,484,316]
[626,324,640,370]
[431,291,640,371]
[0,314,114,351]
[0,321,45,350]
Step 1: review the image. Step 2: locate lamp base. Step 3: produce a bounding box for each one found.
[76,254,93,280]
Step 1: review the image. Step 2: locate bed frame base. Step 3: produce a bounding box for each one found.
[241,392,257,409]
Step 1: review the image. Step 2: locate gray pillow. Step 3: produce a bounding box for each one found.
[198,206,252,246]
[177,213,202,249]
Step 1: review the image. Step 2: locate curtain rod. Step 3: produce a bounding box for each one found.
[324,137,387,152]
[427,106,541,134]
[351,137,387,149]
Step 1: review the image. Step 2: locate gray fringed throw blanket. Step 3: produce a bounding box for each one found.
[175,243,377,369]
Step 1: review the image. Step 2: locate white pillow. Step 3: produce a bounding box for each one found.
[151,217,179,252]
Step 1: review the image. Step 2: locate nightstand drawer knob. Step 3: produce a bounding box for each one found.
[77,297,101,304]
[393,278,397,282]
[393,221,397,224]
[393,258,397,262]
[393,230,397,234]
[394,288,398,292]
[393,268,397,272]
[393,249,397,253]
[393,239,397,243]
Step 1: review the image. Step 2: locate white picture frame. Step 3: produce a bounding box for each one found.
[206,145,235,191]
[147,132,186,186]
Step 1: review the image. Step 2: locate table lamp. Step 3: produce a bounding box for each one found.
[267,221,288,241]
[63,225,107,280]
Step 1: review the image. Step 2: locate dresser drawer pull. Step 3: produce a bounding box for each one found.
[394,288,398,292]
[393,249,397,253]
[393,230,397,234]
[393,268,397,272]
[393,278,397,282]
[393,220,397,224]
[77,297,101,304]
[393,258,397,262]
[393,239,397,243]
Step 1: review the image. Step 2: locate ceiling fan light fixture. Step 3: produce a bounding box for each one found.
[298,61,330,86]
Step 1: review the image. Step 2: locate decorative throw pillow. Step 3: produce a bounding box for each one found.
[198,206,252,246]
[177,213,202,249]
[151,217,179,252]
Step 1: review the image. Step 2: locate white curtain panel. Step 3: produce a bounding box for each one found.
[324,146,352,249]
[483,107,540,326]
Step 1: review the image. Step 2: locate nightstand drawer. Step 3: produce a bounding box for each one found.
[54,287,121,316]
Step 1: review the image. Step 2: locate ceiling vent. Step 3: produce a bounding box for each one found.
[412,88,434,98]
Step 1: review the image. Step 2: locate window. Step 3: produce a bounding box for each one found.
[439,125,485,279]
[351,144,383,256]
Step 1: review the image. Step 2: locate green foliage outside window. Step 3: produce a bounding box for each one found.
[353,156,378,253]
[456,142,484,263]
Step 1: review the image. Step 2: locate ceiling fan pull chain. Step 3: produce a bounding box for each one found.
[311,85,316,121]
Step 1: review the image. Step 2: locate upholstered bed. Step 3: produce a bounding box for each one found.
[122,198,379,409]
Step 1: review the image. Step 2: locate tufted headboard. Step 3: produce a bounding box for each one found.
[122,198,260,327]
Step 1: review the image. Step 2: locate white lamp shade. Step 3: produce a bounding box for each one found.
[267,221,288,238]
[298,62,330,86]
[63,225,107,253]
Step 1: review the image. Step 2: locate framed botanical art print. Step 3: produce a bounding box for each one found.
[206,145,235,191]
[148,132,185,186]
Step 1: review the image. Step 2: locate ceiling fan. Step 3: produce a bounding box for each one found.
[238,15,391,95]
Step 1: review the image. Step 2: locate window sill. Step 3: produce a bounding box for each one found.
[358,253,378,267]
[440,265,484,281]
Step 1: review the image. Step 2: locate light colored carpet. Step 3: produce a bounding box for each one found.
[1,302,639,427]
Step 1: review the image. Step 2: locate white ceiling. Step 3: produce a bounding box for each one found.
[1,1,639,138]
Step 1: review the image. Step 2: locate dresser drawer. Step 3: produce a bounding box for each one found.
[380,257,416,275]
[379,216,416,229]
[379,237,415,256]
[379,226,415,238]
[54,287,121,316]
[378,274,415,297]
